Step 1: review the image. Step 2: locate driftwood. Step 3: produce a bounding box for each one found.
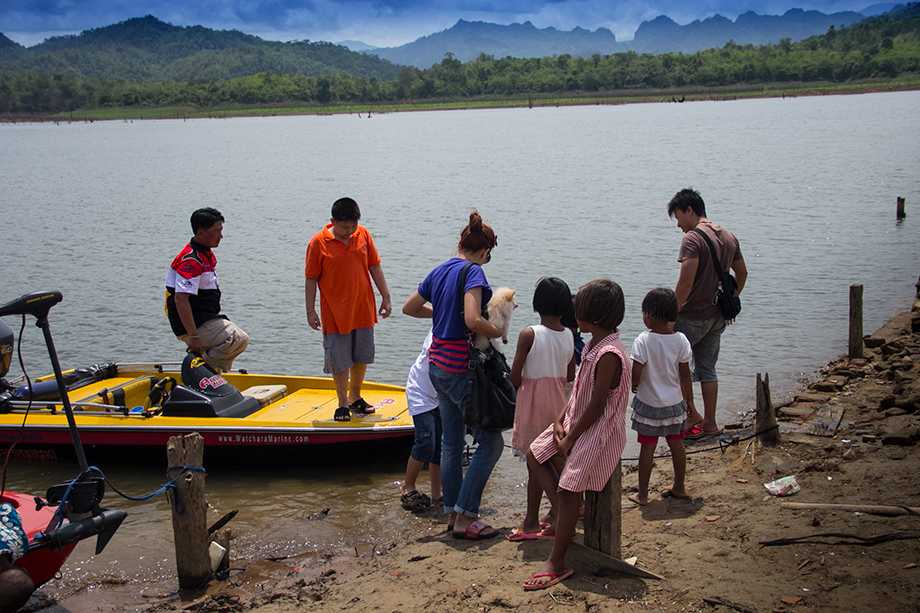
[781,502,920,516]
[761,530,920,547]
[702,596,757,613]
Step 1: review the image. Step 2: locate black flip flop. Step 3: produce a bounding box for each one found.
[333,406,351,422]
[349,397,375,415]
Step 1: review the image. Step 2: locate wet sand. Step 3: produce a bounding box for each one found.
[37,295,920,612]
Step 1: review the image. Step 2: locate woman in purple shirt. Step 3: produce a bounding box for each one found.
[403,212,504,539]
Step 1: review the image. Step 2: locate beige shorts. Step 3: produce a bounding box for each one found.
[179,317,250,372]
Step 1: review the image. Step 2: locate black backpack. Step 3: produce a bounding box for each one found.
[456,262,516,431]
[693,227,742,323]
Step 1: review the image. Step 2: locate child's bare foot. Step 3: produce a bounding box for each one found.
[627,493,649,506]
[662,489,691,500]
[686,409,704,429]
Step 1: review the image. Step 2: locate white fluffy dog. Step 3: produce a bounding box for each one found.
[474,287,517,352]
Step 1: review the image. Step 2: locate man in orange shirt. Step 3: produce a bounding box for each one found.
[305,197,392,421]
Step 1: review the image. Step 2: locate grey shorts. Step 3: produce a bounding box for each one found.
[675,316,725,383]
[323,327,375,374]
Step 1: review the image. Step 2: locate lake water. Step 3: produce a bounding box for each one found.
[2,91,919,604]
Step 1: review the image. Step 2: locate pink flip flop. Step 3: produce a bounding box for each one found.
[507,528,552,542]
[453,519,499,540]
[522,569,574,591]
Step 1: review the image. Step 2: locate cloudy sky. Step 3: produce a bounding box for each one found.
[1,0,886,47]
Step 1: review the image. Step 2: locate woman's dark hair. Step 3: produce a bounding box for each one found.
[332,197,361,222]
[191,207,224,234]
[574,279,624,330]
[532,277,573,317]
[667,188,706,218]
[458,211,497,253]
[641,287,679,323]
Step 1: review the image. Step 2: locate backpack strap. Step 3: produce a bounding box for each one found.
[692,227,727,284]
[456,262,488,337]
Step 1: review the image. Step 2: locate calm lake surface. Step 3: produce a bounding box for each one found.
[2,91,919,604]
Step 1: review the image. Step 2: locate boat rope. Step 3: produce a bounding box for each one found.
[92,464,207,502]
[494,424,779,462]
[38,464,207,537]
[0,315,34,497]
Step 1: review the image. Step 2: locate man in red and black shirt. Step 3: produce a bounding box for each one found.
[165,208,249,372]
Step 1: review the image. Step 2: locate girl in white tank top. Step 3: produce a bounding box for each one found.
[508,278,575,540]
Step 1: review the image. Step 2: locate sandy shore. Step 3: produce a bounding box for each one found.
[35,296,920,613]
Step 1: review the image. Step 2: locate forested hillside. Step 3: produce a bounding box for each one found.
[1,5,918,114]
[0,16,400,81]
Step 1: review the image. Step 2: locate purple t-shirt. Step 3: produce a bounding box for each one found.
[418,257,492,340]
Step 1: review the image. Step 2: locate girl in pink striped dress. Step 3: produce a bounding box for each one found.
[508,277,576,541]
[523,279,630,591]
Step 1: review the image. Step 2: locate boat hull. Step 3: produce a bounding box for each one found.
[0,365,415,454]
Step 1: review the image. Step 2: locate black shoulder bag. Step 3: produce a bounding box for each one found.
[693,227,742,323]
[457,262,517,431]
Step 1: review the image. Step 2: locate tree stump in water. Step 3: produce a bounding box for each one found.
[849,284,864,359]
[756,373,779,446]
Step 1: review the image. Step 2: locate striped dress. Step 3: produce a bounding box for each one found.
[530,332,630,493]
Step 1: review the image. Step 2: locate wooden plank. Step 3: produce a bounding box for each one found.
[569,541,664,580]
[167,433,210,589]
[781,502,920,516]
[583,463,621,559]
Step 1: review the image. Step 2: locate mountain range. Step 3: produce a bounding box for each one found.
[358,5,902,67]
[0,5,907,81]
[369,19,619,68]
[629,9,865,53]
[0,15,400,81]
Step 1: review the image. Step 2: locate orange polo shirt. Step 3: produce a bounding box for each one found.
[305,224,381,335]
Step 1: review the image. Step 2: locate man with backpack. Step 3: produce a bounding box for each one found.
[668,188,748,439]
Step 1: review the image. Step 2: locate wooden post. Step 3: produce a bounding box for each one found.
[848,284,864,359]
[896,196,906,221]
[583,462,621,559]
[571,462,663,580]
[755,373,779,446]
[166,433,210,590]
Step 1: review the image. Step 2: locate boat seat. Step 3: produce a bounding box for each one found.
[241,384,287,406]
[161,385,261,419]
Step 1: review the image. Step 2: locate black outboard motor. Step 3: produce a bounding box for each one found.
[0,291,126,555]
[0,319,12,379]
[160,353,260,418]
[0,320,15,409]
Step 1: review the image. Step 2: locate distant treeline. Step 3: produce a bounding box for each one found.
[1,5,918,114]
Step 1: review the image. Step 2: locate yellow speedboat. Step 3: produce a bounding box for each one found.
[0,361,412,450]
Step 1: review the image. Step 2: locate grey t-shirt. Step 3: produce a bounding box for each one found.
[678,221,741,321]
